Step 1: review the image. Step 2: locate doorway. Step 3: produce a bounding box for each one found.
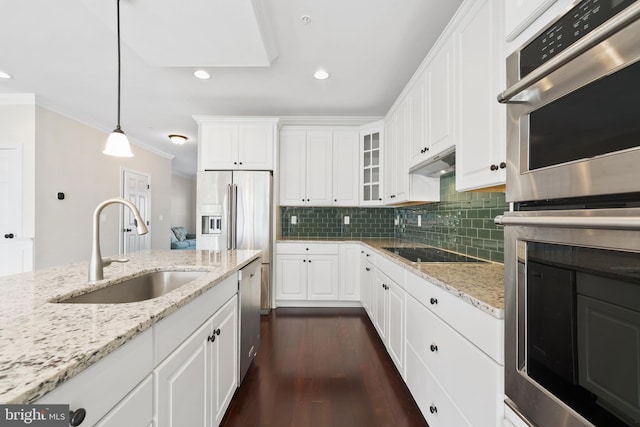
[121,169,150,254]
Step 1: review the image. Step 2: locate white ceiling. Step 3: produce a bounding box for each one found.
[0,0,463,176]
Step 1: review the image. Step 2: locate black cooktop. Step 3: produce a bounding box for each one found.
[382,247,486,263]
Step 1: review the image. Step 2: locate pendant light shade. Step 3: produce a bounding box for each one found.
[103,0,133,157]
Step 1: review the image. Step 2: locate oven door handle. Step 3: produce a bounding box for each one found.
[495,215,640,230]
[496,2,640,104]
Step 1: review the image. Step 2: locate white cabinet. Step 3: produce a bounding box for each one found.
[332,131,360,206]
[504,0,558,42]
[360,124,384,206]
[95,375,153,427]
[372,269,388,342]
[155,295,238,427]
[279,129,333,206]
[408,75,426,167]
[37,329,154,427]
[197,118,278,171]
[405,280,503,426]
[384,104,440,205]
[339,243,361,301]
[455,0,506,191]
[275,243,339,303]
[425,37,455,159]
[360,248,375,315]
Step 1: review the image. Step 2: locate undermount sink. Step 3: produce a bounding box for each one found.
[56,270,209,304]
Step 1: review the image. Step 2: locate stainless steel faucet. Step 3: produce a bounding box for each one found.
[89,197,149,281]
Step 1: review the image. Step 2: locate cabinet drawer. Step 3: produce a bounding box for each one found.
[406,270,503,364]
[406,344,472,427]
[37,328,153,427]
[276,242,339,255]
[375,253,405,288]
[154,274,238,364]
[96,374,153,427]
[406,294,503,427]
[360,245,378,264]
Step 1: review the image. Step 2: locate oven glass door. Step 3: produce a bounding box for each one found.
[501,209,640,427]
[503,2,640,202]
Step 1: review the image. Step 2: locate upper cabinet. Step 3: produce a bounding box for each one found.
[332,130,360,206]
[279,129,333,206]
[360,124,384,206]
[454,0,506,191]
[195,117,279,171]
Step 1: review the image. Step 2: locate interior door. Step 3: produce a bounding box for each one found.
[122,170,150,254]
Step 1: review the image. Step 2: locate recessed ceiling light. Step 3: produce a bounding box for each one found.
[0,71,12,79]
[314,70,330,80]
[301,15,311,25]
[168,134,188,145]
[194,70,211,80]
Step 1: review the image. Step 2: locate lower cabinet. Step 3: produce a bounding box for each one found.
[95,375,154,427]
[155,295,238,427]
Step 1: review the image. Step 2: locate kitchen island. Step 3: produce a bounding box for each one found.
[0,249,261,405]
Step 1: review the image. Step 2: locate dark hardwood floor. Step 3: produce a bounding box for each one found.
[221,307,427,427]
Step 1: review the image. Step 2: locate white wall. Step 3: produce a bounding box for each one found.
[34,106,173,269]
[171,174,196,234]
[0,95,36,239]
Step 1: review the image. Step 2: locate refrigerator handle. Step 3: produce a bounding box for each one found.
[227,184,233,250]
[231,184,238,249]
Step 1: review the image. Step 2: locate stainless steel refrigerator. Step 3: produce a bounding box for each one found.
[196,171,272,313]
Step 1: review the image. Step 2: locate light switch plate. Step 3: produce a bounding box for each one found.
[291,215,297,225]
[418,215,422,227]
[344,216,350,225]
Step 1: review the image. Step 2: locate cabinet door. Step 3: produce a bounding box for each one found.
[0,239,33,277]
[360,127,383,206]
[372,269,388,341]
[305,131,333,206]
[455,0,506,191]
[155,320,210,427]
[332,131,359,206]
[210,296,238,426]
[279,130,307,206]
[383,113,397,204]
[387,280,406,377]
[339,244,361,301]
[200,124,239,170]
[275,254,308,300]
[394,99,410,203]
[360,256,373,316]
[238,124,274,170]
[409,77,426,166]
[307,254,339,300]
[427,37,455,158]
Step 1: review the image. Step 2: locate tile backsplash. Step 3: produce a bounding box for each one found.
[279,173,508,263]
[395,173,508,263]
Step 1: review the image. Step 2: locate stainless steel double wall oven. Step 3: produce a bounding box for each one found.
[497,1,640,426]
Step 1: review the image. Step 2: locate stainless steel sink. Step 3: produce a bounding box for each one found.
[56,271,209,304]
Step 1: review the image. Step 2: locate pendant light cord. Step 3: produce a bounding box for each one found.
[116,0,122,130]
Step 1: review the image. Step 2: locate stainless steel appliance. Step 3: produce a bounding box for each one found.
[499,0,640,203]
[498,2,640,425]
[497,208,640,427]
[382,247,486,263]
[196,171,273,313]
[238,258,261,383]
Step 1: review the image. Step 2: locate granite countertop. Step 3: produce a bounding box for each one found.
[0,249,261,404]
[278,237,504,318]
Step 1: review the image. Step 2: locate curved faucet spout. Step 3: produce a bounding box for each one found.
[89,197,149,281]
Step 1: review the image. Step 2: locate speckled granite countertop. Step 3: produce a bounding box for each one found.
[0,249,261,404]
[278,238,504,318]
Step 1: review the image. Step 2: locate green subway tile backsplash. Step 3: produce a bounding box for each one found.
[395,173,508,263]
[280,173,508,263]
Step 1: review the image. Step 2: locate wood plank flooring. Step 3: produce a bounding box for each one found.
[221,307,428,427]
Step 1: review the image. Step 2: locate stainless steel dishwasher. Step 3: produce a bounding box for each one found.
[238,258,261,383]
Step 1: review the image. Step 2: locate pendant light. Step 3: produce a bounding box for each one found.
[103,0,133,157]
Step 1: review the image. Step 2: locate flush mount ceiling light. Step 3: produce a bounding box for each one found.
[301,15,311,24]
[103,0,133,157]
[0,71,12,79]
[168,134,188,145]
[314,69,330,80]
[194,70,211,80]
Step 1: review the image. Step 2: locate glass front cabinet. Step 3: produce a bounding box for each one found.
[360,124,383,206]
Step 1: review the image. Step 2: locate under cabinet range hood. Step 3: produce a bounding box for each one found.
[409,147,455,177]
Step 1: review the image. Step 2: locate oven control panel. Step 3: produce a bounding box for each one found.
[520,0,637,77]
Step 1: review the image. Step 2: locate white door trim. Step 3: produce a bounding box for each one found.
[120,168,151,254]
